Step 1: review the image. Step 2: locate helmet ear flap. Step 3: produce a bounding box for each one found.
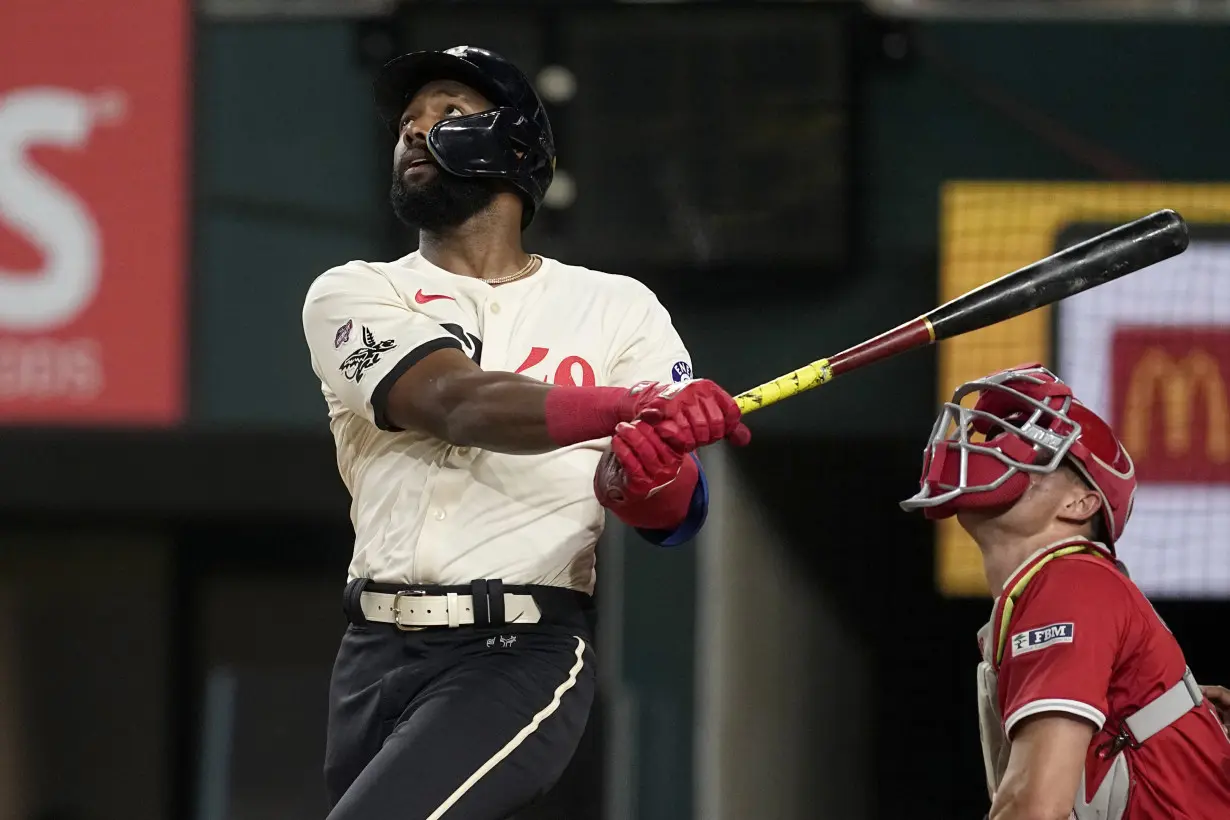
[424,107,553,229]
[1061,403,1137,544]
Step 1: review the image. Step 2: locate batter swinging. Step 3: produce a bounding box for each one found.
[302,45,749,820]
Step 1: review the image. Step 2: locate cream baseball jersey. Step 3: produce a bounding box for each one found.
[302,251,697,593]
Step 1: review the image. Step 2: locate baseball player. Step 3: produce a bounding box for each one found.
[900,363,1230,820]
[300,45,749,820]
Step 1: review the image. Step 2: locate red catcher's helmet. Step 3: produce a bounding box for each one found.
[899,363,1138,545]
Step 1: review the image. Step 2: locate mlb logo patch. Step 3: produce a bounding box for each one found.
[334,319,353,348]
[672,361,693,383]
[1011,622,1075,657]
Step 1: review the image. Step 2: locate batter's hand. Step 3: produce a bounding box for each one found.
[1202,685,1230,737]
[626,379,751,451]
[596,420,684,504]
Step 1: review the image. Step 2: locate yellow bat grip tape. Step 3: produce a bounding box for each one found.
[733,358,833,415]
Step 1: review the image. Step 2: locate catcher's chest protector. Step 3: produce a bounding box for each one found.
[975,542,1203,820]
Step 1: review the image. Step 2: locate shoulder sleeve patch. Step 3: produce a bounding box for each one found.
[1010,622,1075,657]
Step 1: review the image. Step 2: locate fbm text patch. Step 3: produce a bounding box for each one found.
[1010,622,1074,657]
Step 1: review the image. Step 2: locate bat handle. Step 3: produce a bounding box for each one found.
[733,358,833,415]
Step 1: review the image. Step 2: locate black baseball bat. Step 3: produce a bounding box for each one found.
[735,209,1190,413]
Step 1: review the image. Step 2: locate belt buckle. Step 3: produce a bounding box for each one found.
[392,589,428,631]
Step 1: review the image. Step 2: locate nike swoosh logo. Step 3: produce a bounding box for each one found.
[415,289,455,304]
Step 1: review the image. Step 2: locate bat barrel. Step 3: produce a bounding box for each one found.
[927,209,1188,341]
[733,210,1188,418]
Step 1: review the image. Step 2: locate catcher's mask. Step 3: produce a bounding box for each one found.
[899,363,1137,545]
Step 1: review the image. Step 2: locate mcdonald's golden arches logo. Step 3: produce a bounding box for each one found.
[1112,328,1230,484]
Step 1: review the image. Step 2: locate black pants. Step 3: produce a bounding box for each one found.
[324,582,598,820]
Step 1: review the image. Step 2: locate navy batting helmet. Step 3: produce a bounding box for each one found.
[373,45,556,229]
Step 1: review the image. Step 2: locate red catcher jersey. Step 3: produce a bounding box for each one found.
[996,552,1230,818]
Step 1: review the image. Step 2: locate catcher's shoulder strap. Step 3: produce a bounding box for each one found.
[1120,668,1203,746]
[989,539,1101,667]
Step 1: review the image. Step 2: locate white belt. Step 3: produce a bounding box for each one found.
[1122,667,1203,745]
[359,590,542,630]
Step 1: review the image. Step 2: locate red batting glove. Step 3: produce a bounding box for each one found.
[543,379,750,450]
[594,420,699,530]
[632,379,751,451]
[544,381,669,447]
[608,420,685,500]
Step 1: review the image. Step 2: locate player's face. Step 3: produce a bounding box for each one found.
[955,470,1086,544]
[389,80,499,231]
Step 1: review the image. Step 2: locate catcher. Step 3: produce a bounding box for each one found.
[900,363,1230,820]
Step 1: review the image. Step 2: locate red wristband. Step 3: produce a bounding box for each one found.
[544,385,632,447]
[608,454,699,531]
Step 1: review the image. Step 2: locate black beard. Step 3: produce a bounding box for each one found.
[389,165,497,232]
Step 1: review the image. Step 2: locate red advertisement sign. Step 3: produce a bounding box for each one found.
[1111,326,1230,484]
[0,0,188,425]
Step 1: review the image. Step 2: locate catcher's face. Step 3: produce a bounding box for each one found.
[956,467,1101,548]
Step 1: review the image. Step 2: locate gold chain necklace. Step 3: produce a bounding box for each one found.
[483,254,540,286]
